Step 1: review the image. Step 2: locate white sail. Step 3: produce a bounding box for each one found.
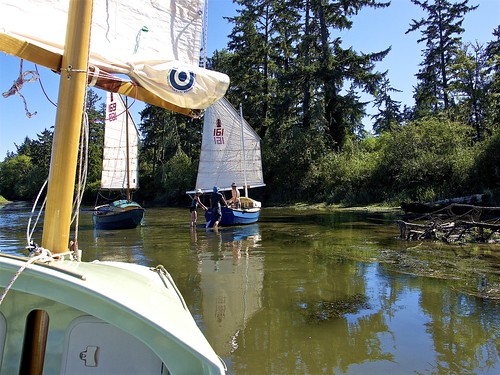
[0,0,229,109]
[196,97,265,192]
[101,92,139,190]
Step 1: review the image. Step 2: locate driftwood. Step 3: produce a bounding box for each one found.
[401,194,489,214]
[398,203,500,243]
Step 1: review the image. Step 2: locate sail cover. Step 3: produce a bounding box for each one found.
[0,0,229,109]
[195,97,265,192]
[101,92,139,190]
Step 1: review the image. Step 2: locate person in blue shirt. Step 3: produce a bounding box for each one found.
[209,186,227,229]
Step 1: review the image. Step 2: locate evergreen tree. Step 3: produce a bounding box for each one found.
[225,0,391,151]
[138,105,201,200]
[484,26,500,132]
[406,0,478,115]
[16,131,52,174]
[303,0,390,149]
[268,0,303,133]
[85,89,105,190]
[0,89,105,201]
[0,130,54,200]
[225,0,274,138]
[0,154,36,200]
[371,77,403,134]
[215,0,394,199]
[449,42,491,139]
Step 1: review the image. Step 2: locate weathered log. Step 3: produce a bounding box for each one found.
[455,221,500,231]
[429,194,488,206]
[401,194,489,214]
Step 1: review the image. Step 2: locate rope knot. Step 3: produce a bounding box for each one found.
[29,246,54,263]
[2,60,39,118]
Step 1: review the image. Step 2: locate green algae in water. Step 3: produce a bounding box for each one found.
[303,293,370,324]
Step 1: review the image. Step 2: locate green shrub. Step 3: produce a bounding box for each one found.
[159,150,196,204]
[374,117,475,201]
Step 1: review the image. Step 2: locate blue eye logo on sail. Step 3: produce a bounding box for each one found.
[168,68,196,92]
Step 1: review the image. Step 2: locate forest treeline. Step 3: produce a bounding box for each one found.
[1,0,499,207]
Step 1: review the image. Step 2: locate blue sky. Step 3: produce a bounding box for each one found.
[1,0,498,159]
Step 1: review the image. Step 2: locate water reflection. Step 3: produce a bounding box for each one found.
[89,226,146,263]
[189,225,263,356]
[0,205,498,374]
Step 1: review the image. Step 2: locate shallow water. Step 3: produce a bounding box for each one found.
[1,203,499,374]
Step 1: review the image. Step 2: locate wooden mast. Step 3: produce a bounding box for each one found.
[41,0,93,254]
[125,95,131,202]
[239,103,249,198]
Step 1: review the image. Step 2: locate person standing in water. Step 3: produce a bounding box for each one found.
[209,186,227,229]
[190,189,207,227]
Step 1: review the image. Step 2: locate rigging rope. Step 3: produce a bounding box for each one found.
[25,106,89,259]
[27,179,48,249]
[202,0,209,68]
[153,265,189,311]
[71,111,90,257]
[0,248,54,305]
[35,64,58,107]
[2,59,40,118]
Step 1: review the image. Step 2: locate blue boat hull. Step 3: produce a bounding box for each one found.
[93,200,144,230]
[205,206,260,227]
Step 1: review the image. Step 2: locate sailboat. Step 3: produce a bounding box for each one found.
[189,97,265,227]
[93,92,144,230]
[0,0,229,374]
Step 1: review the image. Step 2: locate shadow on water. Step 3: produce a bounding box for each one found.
[1,205,499,374]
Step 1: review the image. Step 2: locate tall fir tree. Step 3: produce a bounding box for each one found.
[225,0,277,138]
[85,89,105,187]
[138,105,201,200]
[371,77,403,134]
[406,0,478,116]
[449,42,491,139]
[484,26,500,132]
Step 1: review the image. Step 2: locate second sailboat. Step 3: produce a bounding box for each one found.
[93,92,144,229]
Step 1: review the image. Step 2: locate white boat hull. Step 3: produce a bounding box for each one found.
[0,254,225,374]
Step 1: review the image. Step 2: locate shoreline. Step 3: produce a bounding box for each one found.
[272,202,401,212]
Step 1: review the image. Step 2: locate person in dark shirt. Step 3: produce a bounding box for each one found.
[209,186,227,229]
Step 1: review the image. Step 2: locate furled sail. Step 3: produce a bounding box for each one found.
[0,0,229,110]
[196,97,265,192]
[101,92,139,190]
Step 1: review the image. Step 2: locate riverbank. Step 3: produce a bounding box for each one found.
[280,202,401,213]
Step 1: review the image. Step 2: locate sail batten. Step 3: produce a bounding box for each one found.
[101,92,139,190]
[195,97,265,191]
